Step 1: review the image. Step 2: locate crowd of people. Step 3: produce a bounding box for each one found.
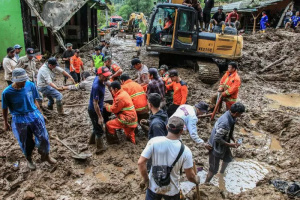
[1,37,246,199]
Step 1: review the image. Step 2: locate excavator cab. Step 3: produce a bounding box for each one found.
[147,4,199,50]
[146,4,243,84]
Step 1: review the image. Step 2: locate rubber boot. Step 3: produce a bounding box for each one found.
[210,23,213,32]
[106,130,119,145]
[56,100,65,115]
[89,134,96,145]
[222,24,225,34]
[95,136,107,154]
[26,157,36,170]
[43,154,57,164]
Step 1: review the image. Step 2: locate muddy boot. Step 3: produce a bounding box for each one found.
[56,100,67,115]
[26,156,36,170]
[95,136,107,154]
[44,154,57,164]
[89,134,96,145]
[106,132,119,145]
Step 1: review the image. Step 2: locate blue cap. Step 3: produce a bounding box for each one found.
[11,68,28,83]
[195,101,209,113]
[14,44,22,49]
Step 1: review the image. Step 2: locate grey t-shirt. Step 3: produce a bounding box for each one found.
[68,76,113,102]
[37,63,64,88]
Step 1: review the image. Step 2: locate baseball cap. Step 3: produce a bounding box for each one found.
[7,47,15,53]
[195,101,209,113]
[104,56,112,62]
[48,57,59,66]
[218,6,223,10]
[11,68,29,83]
[97,66,112,77]
[158,65,168,71]
[139,30,142,33]
[167,116,184,133]
[66,43,73,47]
[131,58,141,66]
[74,49,80,53]
[14,44,22,49]
[26,48,35,56]
[169,69,178,77]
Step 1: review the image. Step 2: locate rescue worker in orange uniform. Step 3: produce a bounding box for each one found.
[70,49,84,83]
[105,81,138,144]
[166,69,188,117]
[159,65,173,108]
[218,62,241,110]
[120,74,149,123]
[103,56,123,82]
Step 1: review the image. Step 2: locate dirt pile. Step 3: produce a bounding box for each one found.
[0,30,300,199]
[240,29,300,82]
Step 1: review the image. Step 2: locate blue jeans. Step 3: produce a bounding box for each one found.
[38,86,63,107]
[146,189,180,200]
[64,67,70,83]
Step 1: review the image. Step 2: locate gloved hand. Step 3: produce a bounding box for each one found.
[139,179,149,191]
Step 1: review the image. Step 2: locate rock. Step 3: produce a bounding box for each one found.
[23,191,35,200]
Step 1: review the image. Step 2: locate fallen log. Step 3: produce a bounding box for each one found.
[260,55,288,73]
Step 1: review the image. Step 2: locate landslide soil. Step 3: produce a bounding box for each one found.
[0,29,299,200]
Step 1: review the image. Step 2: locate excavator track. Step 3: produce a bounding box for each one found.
[159,54,220,84]
[197,60,220,84]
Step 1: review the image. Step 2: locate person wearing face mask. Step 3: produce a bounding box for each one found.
[2,68,56,170]
[88,66,112,154]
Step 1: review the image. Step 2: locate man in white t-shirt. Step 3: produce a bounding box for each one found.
[172,101,209,145]
[138,116,200,199]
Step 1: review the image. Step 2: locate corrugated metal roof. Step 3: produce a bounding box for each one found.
[211,0,286,13]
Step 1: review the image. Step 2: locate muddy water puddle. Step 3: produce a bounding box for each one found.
[270,137,283,150]
[180,159,269,195]
[265,93,300,108]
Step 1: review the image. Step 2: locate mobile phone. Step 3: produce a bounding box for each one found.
[237,138,243,144]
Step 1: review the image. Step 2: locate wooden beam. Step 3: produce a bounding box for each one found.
[276,1,294,29]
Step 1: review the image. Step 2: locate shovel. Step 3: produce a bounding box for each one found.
[51,136,92,160]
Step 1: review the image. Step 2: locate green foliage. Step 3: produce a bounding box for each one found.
[118,0,154,19]
[118,5,134,19]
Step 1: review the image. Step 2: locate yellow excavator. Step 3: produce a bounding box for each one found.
[120,12,148,37]
[145,3,243,84]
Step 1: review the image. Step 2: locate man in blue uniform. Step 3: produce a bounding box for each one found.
[260,11,268,33]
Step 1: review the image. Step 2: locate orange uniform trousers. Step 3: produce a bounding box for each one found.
[106,119,137,144]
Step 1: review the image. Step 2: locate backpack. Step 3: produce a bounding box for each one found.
[152,141,185,187]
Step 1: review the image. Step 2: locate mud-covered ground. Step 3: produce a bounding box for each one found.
[0,29,300,200]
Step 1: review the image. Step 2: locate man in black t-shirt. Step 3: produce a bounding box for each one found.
[210,6,226,31]
[62,43,75,85]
